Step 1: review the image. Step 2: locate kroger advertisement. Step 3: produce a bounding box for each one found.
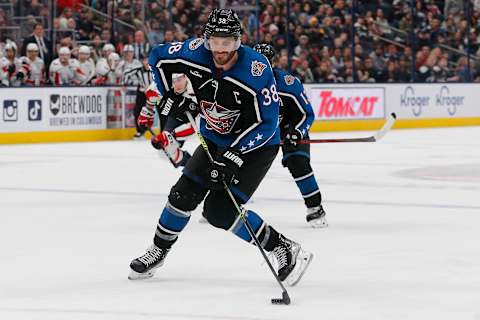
[389,84,476,119]
[0,86,138,133]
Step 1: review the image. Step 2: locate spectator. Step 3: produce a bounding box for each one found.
[316,59,337,83]
[132,30,151,60]
[444,0,464,16]
[294,34,309,56]
[163,30,175,43]
[370,44,387,72]
[294,59,315,83]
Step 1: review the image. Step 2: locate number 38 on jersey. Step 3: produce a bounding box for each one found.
[261,84,280,106]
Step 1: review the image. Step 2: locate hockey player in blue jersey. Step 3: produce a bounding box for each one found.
[253,43,328,228]
[129,9,313,286]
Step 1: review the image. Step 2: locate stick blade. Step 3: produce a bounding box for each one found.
[373,112,397,142]
[271,291,291,305]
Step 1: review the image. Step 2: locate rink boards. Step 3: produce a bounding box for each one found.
[1,83,479,144]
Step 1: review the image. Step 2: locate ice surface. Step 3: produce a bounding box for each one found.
[1,126,480,320]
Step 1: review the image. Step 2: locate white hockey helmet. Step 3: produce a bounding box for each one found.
[79,45,90,54]
[123,44,134,52]
[5,41,17,52]
[26,43,39,51]
[108,52,120,63]
[102,43,115,52]
[58,46,71,56]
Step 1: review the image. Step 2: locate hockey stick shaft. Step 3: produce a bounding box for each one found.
[146,127,180,168]
[296,112,397,144]
[185,112,290,296]
[146,127,156,136]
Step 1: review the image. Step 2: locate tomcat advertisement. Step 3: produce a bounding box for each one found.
[305,86,386,120]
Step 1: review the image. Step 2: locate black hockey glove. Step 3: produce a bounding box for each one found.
[207,149,244,190]
[16,70,26,80]
[158,90,199,122]
[7,64,16,75]
[284,128,303,152]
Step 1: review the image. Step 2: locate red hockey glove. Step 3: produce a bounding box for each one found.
[138,105,155,130]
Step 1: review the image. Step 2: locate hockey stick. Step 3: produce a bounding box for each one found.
[146,127,180,168]
[185,112,291,306]
[296,112,397,144]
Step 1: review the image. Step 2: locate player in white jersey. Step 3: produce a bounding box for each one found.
[49,47,87,85]
[93,51,120,85]
[19,43,45,86]
[77,45,95,85]
[94,43,115,80]
[116,44,142,85]
[0,42,25,86]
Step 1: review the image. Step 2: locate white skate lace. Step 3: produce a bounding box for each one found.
[272,245,288,269]
[138,245,164,267]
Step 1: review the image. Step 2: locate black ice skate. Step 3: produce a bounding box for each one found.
[128,245,170,280]
[271,235,313,286]
[133,132,144,140]
[306,205,328,228]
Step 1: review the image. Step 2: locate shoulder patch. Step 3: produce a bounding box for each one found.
[251,60,267,77]
[189,38,204,51]
[284,74,295,85]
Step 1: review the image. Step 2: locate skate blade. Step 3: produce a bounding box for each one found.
[128,265,160,280]
[285,249,313,286]
[128,270,155,280]
[309,217,328,228]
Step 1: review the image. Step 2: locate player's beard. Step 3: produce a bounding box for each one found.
[212,50,237,67]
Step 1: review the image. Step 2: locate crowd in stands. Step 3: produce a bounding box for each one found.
[1,0,480,86]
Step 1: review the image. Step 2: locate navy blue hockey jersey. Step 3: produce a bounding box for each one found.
[274,67,314,136]
[148,38,280,153]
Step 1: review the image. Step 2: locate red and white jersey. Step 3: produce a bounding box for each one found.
[117,59,142,85]
[19,56,45,86]
[93,57,118,85]
[145,81,195,139]
[0,57,24,86]
[78,59,96,84]
[49,58,87,85]
[145,81,162,106]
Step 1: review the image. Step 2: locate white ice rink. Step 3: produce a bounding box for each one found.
[1,126,479,320]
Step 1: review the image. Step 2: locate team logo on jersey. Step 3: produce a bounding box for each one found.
[189,38,204,51]
[200,100,240,134]
[284,75,295,85]
[251,60,267,77]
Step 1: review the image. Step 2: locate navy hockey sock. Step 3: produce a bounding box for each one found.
[230,210,279,251]
[294,171,321,208]
[154,201,191,248]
